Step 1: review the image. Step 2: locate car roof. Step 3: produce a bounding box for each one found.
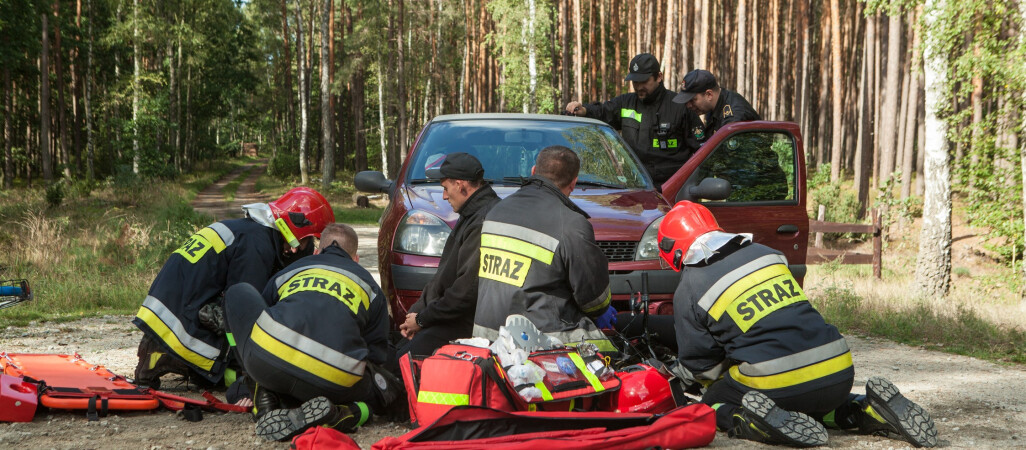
[429,113,609,127]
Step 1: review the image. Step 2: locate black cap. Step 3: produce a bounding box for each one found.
[624,53,660,82]
[425,152,484,181]
[672,70,718,104]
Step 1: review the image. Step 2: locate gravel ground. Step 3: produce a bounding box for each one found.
[2,316,1024,449]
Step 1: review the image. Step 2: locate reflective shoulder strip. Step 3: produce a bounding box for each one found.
[728,351,853,390]
[708,263,794,320]
[136,296,220,370]
[737,338,850,377]
[275,265,375,302]
[208,222,236,247]
[568,353,604,392]
[697,254,788,313]
[481,233,554,265]
[416,391,470,406]
[252,312,366,387]
[620,108,642,122]
[482,221,559,253]
[195,227,227,254]
[580,286,611,314]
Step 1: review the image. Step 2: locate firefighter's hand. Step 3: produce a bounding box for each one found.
[594,306,617,329]
[400,313,422,339]
[564,102,586,116]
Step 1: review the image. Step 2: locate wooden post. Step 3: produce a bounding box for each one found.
[872,208,882,279]
[815,204,826,248]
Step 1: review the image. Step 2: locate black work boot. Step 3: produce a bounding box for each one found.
[250,383,283,421]
[729,391,829,447]
[133,334,190,390]
[858,377,938,448]
[256,397,370,442]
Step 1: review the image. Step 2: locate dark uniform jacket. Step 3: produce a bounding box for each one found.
[693,88,761,144]
[585,83,701,184]
[673,242,853,397]
[473,176,613,351]
[410,184,500,331]
[254,246,389,390]
[134,218,282,381]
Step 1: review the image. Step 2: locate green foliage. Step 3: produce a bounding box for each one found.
[808,165,861,225]
[269,151,301,181]
[45,181,65,209]
[485,0,558,113]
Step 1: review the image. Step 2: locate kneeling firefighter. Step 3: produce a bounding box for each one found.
[224,223,402,442]
[655,201,938,447]
[133,187,334,389]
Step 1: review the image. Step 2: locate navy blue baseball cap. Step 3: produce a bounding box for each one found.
[425,152,484,181]
[625,53,661,82]
[673,70,718,104]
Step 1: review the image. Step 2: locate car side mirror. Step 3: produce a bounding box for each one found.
[354,171,394,194]
[686,178,731,201]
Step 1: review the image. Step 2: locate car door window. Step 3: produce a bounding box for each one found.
[693,131,796,203]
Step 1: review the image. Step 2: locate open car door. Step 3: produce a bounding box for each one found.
[660,121,809,283]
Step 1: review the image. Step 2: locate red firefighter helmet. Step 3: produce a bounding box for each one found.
[613,365,676,414]
[267,187,335,248]
[657,201,722,271]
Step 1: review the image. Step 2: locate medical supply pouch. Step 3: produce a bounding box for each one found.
[502,348,620,412]
[400,344,517,427]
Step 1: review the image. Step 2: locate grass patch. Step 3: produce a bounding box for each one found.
[812,286,1026,364]
[254,170,384,225]
[222,166,253,202]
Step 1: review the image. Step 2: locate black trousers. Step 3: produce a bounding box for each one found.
[224,283,379,408]
[702,371,855,430]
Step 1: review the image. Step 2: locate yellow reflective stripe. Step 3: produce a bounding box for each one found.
[195,227,227,253]
[728,352,853,390]
[275,217,300,248]
[620,109,642,122]
[250,323,363,388]
[708,264,792,320]
[668,139,678,148]
[481,233,554,264]
[586,338,618,353]
[276,268,371,314]
[135,306,216,371]
[581,287,611,314]
[534,380,554,401]
[569,353,604,393]
[417,391,470,406]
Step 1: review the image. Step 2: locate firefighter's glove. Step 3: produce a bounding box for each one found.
[198,303,226,335]
[594,306,618,330]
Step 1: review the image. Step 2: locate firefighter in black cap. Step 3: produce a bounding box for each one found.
[673,69,760,144]
[565,53,700,185]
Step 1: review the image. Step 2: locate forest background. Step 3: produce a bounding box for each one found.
[1,0,1026,356]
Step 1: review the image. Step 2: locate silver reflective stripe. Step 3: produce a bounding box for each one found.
[581,285,611,313]
[141,295,220,360]
[256,312,366,375]
[274,264,375,301]
[737,338,851,377]
[209,222,236,247]
[482,221,560,253]
[697,360,730,381]
[697,254,789,312]
[473,324,500,341]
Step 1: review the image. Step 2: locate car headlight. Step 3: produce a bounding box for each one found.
[394,210,451,257]
[635,216,664,260]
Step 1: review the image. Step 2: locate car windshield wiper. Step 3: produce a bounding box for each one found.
[575,179,625,189]
[408,178,437,184]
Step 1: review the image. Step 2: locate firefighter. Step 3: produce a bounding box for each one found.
[564,53,701,184]
[132,187,334,390]
[397,152,500,357]
[473,145,616,351]
[673,69,760,144]
[657,201,937,447]
[224,223,400,441]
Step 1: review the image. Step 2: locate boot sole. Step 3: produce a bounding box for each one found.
[742,391,828,447]
[866,377,938,447]
[255,396,333,442]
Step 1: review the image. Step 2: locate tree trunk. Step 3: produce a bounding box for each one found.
[295,0,309,184]
[527,0,538,113]
[397,0,407,162]
[561,0,570,104]
[320,0,333,189]
[735,0,746,90]
[828,0,842,181]
[85,0,94,181]
[878,13,902,190]
[661,0,675,87]
[854,13,875,218]
[915,0,951,298]
[600,0,607,98]
[3,67,11,188]
[280,0,295,151]
[41,13,53,182]
[900,8,921,200]
[132,0,140,175]
[53,1,72,179]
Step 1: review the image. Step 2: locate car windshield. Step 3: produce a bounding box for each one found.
[407,119,652,189]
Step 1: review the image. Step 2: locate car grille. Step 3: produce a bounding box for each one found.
[598,241,637,262]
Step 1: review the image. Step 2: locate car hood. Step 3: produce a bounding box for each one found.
[404,184,670,241]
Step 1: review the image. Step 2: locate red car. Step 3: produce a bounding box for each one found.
[356,114,808,328]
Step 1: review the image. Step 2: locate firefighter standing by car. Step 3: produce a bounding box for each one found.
[397,152,501,357]
[656,200,937,447]
[673,69,761,144]
[473,145,617,351]
[565,53,701,185]
[132,187,335,389]
[224,223,401,442]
